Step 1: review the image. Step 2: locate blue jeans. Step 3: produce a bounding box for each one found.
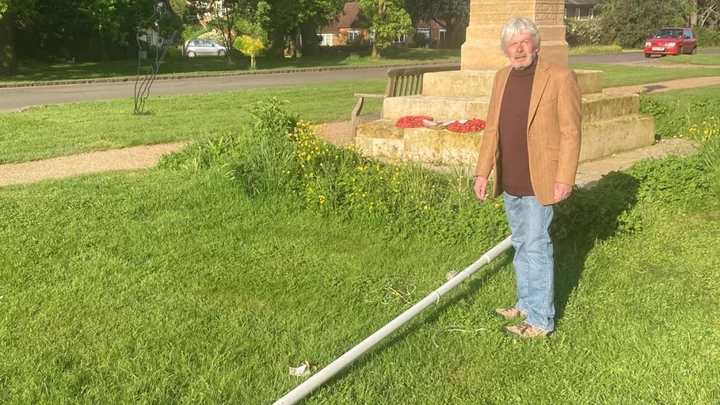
[503,193,555,331]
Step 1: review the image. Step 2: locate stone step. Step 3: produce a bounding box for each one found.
[421,69,604,98]
[581,114,655,162]
[582,93,640,123]
[382,95,490,122]
[382,92,639,124]
[355,113,655,169]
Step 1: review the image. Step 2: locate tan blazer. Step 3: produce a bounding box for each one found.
[474,57,582,206]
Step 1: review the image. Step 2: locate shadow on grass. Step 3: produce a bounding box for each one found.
[552,171,640,323]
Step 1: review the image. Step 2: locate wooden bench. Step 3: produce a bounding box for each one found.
[350,64,460,138]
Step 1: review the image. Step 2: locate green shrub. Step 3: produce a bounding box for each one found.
[640,96,720,142]
[565,18,605,46]
[162,99,719,247]
[694,26,720,48]
[411,32,431,49]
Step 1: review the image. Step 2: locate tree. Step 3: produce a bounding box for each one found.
[209,0,253,63]
[234,0,268,68]
[404,0,469,47]
[697,0,720,27]
[359,0,411,57]
[0,0,35,75]
[598,0,694,47]
[264,0,344,58]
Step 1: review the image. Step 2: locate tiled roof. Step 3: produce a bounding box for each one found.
[322,2,368,31]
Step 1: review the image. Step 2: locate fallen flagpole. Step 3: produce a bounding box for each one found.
[274,235,513,405]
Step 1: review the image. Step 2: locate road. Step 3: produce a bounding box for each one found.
[1,50,719,112]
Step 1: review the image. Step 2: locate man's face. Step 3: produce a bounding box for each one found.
[505,32,538,70]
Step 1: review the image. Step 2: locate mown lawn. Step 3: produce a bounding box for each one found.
[0,48,460,84]
[0,165,718,403]
[657,53,720,66]
[0,79,385,164]
[570,63,720,87]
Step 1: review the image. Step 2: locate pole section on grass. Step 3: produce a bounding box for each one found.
[273,236,513,405]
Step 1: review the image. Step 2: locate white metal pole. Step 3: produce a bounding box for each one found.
[274,236,513,405]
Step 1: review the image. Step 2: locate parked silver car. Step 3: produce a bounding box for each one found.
[185,39,227,57]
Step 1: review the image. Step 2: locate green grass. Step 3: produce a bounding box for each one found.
[0,79,385,164]
[0,167,718,403]
[657,54,720,66]
[568,45,623,56]
[0,48,460,84]
[570,63,720,87]
[642,83,720,103]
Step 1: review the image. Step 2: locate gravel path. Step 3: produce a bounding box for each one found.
[1,75,716,188]
[0,143,185,187]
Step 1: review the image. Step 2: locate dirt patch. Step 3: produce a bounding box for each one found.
[317,121,353,147]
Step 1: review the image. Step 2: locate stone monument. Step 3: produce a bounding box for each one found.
[355,0,655,171]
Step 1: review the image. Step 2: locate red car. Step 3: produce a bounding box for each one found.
[644,27,697,58]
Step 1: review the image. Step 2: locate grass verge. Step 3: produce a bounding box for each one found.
[0,79,385,164]
[570,63,720,87]
[568,45,623,55]
[0,48,460,84]
[657,54,720,66]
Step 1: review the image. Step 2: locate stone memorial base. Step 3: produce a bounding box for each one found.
[354,69,655,172]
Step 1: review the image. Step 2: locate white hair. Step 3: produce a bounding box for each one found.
[500,17,541,53]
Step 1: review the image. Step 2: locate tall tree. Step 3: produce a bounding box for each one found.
[205,0,253,63]
[404,0,469,47]
[0,0,34,75]
[265,0,344,58]
[697,0,720,27]
[599,0,694,47]
[359,0,411,57]
[234,0,269,68]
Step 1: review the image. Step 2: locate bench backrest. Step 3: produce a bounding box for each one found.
[384,65,460,98]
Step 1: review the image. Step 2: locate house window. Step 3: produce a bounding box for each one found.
[589,7,595,18]
[215,0,225,17]
[348,30,360,43]
[575,8,581,19]
[320,33,333,46]
[393,34,407,44]
[417,28,430,38]
[439,29,447,41]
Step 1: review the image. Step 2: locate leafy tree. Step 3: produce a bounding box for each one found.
[404,0,469,47]
[265,0,344,58]
[598,0,694,47]
[696,0,720,27]
[205,0,253,63]
[0,0,35,75]
[234,0,269,68]
[359,0,411,57]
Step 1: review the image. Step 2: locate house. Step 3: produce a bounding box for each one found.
[318,2,447,47]
[318,2,370,47]
[318,1,600,47]
[564,0,600,20]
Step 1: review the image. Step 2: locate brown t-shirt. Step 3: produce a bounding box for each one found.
[498,61,537,197]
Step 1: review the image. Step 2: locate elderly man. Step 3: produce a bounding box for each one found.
[474,17,582,338]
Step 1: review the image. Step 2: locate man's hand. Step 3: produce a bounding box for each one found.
[474,176,489,200]
[554,182,573,203]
